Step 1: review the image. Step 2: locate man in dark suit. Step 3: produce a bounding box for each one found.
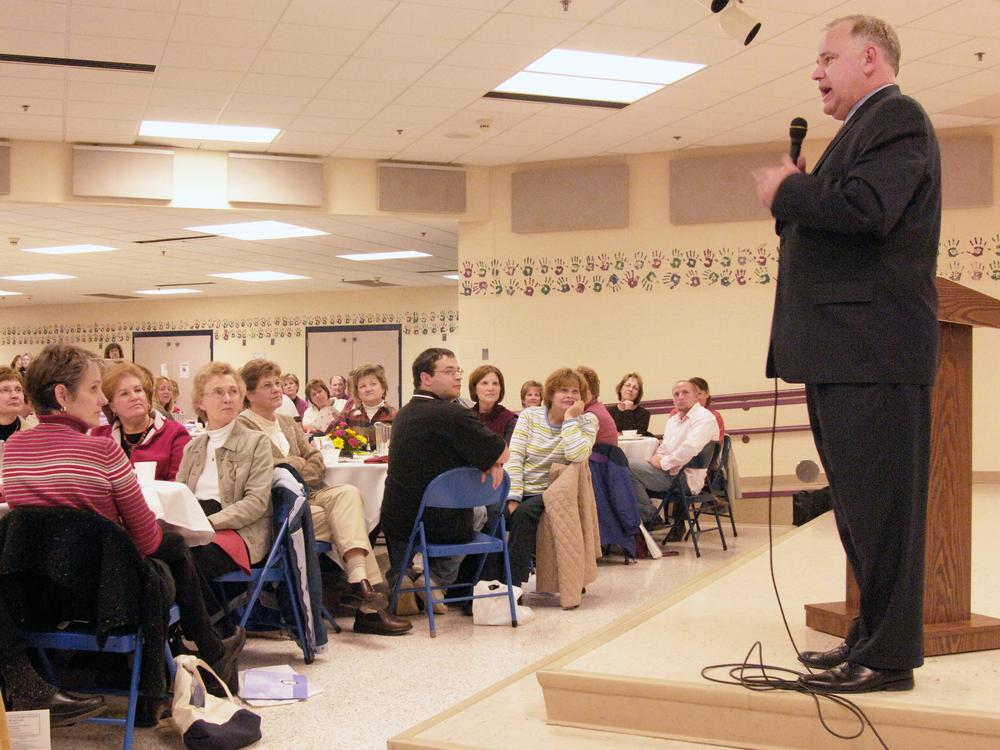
[753,15,941,693]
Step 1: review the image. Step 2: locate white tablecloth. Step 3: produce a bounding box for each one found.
[617,436,660,464]
[141,480,215,547]
[323,459,386,533]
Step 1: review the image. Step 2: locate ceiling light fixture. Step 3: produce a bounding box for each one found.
[185,221,328,240]
[209,271,309,282]
[22,244,117,255]
[135,288,202,295]
[337,251,432,261]
[718,4,761,46]
[1,273,75,281]
[442,274,460,280]
[487,49,704,108]
[0,290,24,296]
[139,121,280,143]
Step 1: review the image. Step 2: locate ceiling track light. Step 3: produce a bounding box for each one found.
[718,4,761,46]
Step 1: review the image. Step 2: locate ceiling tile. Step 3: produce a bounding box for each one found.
[940,67,1000,96]
[0,96,63,117]
[459,144,537,165]
[0,112,63,132]
[269,132,348,155]
[68,34,165,64]
[393,86,483,109]
[0,27,67,57]
[438,40,548,71]
[147,87,231,109]
[140,104,222,122]
[216,111,294,129]
[471,13,584,47]
[916,37,1000,68]
[301,98,385,119]
[415,65,507,91]
[354,33,461,64]
[376,104,461,125]
[598,0,707,32]
[69,1,181,12]
[288,115,366,134]
[66,68,153,86]
[334,58,432,85]
[559,24,673,56]
[354,120,435,139]
[0,63,66,81]
[177,0,286,21]
[401,0,507,9]
[225,93,310,115]
[70,4,174,40]
[159,42,258,71]
[169,14,276,48]
[507,114,592,135]
[483,129,564,148]
[378,4,495,39]
[6,0,68,32]
[237,74,327,98]
[249,50,347,78]
[65,117,138,135]
[67,100,146,120]
[280,0,397,30]
[898,60,976,92]
[264,24,369,54]
[502,0,622,22]
[315,79,407,103]
[67,81,151,104]
[643,33,740,66]
[154,67,244,91]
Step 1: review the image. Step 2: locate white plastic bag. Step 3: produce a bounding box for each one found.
[472,580,534,626]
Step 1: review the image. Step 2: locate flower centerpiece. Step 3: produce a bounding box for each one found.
[327,420,369,458]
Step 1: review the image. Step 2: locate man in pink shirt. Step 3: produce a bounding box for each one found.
[629,380,720,538]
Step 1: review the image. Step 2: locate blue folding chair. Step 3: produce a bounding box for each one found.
[389,467,515,637]
[24,605,180,750]
[215,490,317,663]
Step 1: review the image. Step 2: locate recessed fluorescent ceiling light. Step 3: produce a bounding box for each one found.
[1,273,75,281]
[136,288,202,295]
[139,120,279,143]
[442,274,460,280]
[23,244,117,255]
[210,271,309,282]
[490,49,704,106]
[0,290,23,296]
[337,251,431,261]
[185,220,329,240]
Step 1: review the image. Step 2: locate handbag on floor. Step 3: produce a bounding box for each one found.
[472,580,534,625]
[172,654,262,750]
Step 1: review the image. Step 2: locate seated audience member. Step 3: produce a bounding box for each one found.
[93,364,191,481]
[237,360,409,635]
[175,363,273,584]
[0,367,31,442]
[345,364,396,437]
[689,376,725,442]
[608,372,652,436]
[329,374,355,415]
[468,365,517,444]
[381,348,507,613]
[281,373,309,418]
[10,354,29,380]
[103,342,124,361]
[302,378,340,434]
[505,368,598,587]
[629,379,720,539]
[2,345,244,716]
[152,376,182,421]
[520,379,542,409]
[576,366,618,446]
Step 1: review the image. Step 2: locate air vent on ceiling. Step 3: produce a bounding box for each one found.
[83,293,141,300]
[341,279,399,288]
[0,53,155,73]
[133,234,216,244]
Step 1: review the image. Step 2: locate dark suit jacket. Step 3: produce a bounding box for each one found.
[766,85,941,385]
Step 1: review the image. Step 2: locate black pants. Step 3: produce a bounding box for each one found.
[152,532,225,664]
[806,382,931,671]
[506,494,544,587]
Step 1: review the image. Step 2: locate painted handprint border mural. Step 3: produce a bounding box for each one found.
[1,309,459,347]
[460,235,1000,297]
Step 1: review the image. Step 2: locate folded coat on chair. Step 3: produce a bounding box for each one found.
[535,462,601,609]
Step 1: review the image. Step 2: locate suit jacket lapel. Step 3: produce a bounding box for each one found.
[810,85,900,175]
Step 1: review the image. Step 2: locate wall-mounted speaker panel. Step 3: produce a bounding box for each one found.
[228,153,323,206]
[72,145,173,200]
[512,164,628,234]
[670,151,780,225]
[378,162,466,214]
[940,133,993,209]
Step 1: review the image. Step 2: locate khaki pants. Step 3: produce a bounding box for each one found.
[310,484,382,584]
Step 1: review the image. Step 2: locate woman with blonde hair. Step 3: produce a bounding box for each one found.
[93,364,190,481]
[152,376,183,421]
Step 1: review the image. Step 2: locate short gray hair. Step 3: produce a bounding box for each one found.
[828,15,901,74]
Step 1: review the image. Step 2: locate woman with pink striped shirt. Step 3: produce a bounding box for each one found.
[1,344,243,719]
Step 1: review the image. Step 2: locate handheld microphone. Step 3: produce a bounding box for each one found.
[789,117,808,163]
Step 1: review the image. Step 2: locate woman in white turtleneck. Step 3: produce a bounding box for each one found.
[175,362,273,581]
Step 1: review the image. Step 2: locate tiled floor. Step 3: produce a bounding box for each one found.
[51,518,778,750]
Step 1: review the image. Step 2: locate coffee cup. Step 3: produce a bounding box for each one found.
[134,461,157,484]
[622,429,638,439]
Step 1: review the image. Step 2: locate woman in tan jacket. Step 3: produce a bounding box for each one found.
[176,362,273,579]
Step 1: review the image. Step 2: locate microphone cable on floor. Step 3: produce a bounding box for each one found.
[698,377,891,749]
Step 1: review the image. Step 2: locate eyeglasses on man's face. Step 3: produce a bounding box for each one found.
[434,367,463,377]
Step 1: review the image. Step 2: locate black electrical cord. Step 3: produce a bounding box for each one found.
[698,378,890,749]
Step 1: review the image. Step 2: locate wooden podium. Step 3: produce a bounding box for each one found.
[805,278,1000,656]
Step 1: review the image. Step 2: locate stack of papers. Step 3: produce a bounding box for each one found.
[238,664,321,707]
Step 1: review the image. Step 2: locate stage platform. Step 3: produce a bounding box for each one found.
[389,484,1000,750]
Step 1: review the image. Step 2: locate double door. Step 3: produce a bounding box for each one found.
[132,331,213,419]
[305,325,401,408]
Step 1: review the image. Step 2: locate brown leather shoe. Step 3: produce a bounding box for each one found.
[351,579,389,611]
[354,607,413,636]
[798,641,850,669]
[798,661,914,693]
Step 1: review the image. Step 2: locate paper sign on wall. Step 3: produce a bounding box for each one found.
[179,363,190,379]
[160,363,169,377]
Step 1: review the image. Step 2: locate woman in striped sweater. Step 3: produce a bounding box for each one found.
[504,367,598,587]
[1,344,243,713]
